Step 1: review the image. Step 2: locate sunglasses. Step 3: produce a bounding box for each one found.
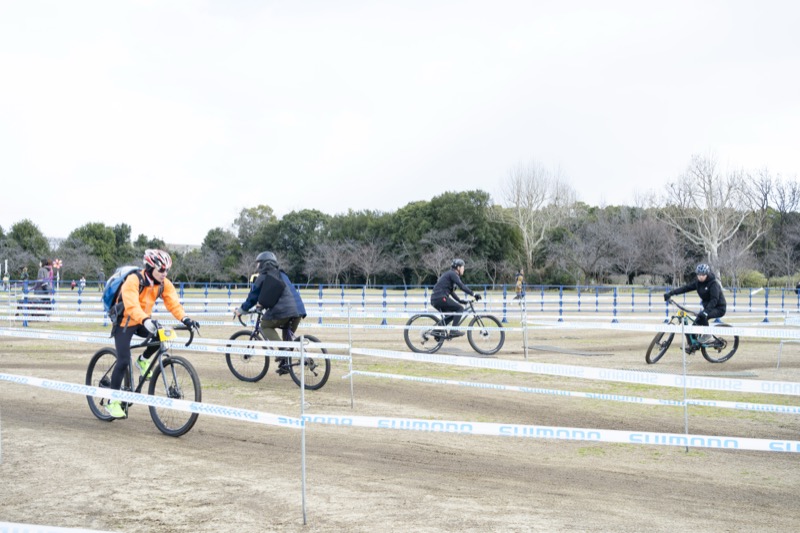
[156,267,169,274]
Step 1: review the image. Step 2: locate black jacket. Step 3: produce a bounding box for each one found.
[431,269,474,303]
[669,272,727,313]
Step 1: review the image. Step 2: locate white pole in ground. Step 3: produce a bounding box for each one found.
[300,336,307,525]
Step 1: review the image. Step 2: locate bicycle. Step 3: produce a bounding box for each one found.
[404,299,505,355]
[85,323,201,437]
[645,299,739,364]
[225,309,331,390]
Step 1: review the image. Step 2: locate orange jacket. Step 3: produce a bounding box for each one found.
[119,273,186,327]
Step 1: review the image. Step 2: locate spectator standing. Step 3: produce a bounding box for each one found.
[514,269,525,300]
[79,276,86,291]
[98,270,105,291]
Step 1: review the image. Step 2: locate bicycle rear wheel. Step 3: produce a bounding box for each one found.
[86,348,129,421]
[148,356,201,437]
[700,324,739,363]
[467,315,504,355]
[404,314,445,353]
[225,330,270,382]
[645,332,674,364]
[287,334,331,390]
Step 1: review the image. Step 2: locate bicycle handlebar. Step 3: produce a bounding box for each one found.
[142,321,197,347]
[235,308,263,327]
[666,298,697,317]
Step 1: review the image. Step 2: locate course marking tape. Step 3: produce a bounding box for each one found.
[347,371,800,415]
[296,412,800,453]
[0,522,115,533]
[350,347,800,397]
[0,327,351,362]
[527,319,800,340]
[7,369,789,454]
[0,372,302,429]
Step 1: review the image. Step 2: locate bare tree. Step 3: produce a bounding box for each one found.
[350,240,390,287]
[716,234,759,288]
[304,241,354,284]
[558,215,619,284]
[763,219,800,283]
[496,161,576,274]
[418,226,473,279]
[659,154,768,265]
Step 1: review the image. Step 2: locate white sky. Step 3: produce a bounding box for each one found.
[1,0,799,245]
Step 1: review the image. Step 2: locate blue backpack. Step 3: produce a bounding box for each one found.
[102,266,162,324]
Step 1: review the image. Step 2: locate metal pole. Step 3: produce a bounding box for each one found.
[522,297,529,360]
[680,321,689,453]
[300,335,307,525]
[348,304,355,408]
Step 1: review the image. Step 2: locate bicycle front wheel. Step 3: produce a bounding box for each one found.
[467,315,504,355]
[700,324,739,363]
[645,332,674,364]
[404,314,445,354]
[225,330,270,382]
[86,348,128,421]
[287,334,331,391]
[148,356,201,437]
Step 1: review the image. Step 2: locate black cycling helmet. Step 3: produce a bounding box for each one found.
[451,258,465,269]
[695,263,711,275]
[256,251,278,269]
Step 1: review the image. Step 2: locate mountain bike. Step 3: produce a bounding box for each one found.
[85,323,201,437]
[404,299,505,355]
[646,299,739,364]
[225,309,331,390]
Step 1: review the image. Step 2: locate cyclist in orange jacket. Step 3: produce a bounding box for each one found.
[106,249,199,418]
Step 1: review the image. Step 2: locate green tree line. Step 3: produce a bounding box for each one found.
[2,155,799,288]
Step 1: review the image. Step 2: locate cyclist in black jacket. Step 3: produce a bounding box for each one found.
[664,263,727,342]
[430,259,481,337]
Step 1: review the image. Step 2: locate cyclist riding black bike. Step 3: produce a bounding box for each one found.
[107,249,200,419]
[430,258,481,337]
[663,263,726,343]
[233,251,306,375]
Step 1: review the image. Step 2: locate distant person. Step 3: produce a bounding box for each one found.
[234,251,307,375]
[70,280,77,291]
[98,270,105,291]
[79,275,86,291]
[2,272,9,291]
[35,259,52,294]
[513,268,525,300]
[795,281,800,297]
[21,266,29,282]
[430,259,480,337]
[663,263,726,342]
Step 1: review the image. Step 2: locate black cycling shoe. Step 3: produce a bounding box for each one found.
[449,330,465,337]
[276,364,290,376]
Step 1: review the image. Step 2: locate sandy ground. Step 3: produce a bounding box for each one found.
[1,317,800,532]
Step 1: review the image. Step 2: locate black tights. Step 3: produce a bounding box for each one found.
[432,297,465,327]
[111,323,159,390]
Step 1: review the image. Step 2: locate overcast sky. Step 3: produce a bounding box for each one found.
[1,1,798,245]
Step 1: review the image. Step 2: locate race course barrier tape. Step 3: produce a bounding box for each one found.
[527,319,800,340]
[299,412,800,453]
[0,372,302,429]
[0,327,351,362]
[350,348,800,397]
[347,371,800,415]
[2,371,797,454]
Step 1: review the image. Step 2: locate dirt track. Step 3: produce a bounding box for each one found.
[2,320,800,532]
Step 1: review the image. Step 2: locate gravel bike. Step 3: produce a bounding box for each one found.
[225,309,330,390]
[85,323,201,437]
[404,299,505,355]
[646,299,739,364]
